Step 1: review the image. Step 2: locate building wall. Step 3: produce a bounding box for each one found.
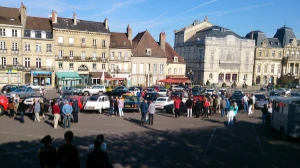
[282,40,300,79]
[166,63,186,76]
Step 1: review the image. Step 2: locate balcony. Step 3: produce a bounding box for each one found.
[109,68,131,73]
[109,57,131,62]
[55,56,109,62]
[0,49,7,54]
[23,66,54,71]
[11,49,19,55]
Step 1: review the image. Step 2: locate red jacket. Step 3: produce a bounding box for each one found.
[174,99,181,109]
[53,104,60,114]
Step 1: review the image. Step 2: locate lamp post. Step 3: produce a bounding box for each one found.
[116,66,120,86]
[16,62,23,86]
[187,69,194,86]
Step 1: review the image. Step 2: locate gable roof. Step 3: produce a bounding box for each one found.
[25,16,52,31]
[164,42,185,64]
[110,32,131,49]
[53,17,109,33]
[273,26,296,47]
[245,31,283,48]
[0,6,21,26]
[132,31,167,57]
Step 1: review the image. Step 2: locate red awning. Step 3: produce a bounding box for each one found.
[159,78,191,83]
[105,77,126,81]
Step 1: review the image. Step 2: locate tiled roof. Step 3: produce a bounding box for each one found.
[132,30,167,57]
[245,31,283,48]
[163,42,185,64]
[273,26,297,47]
[110,32,131,49]
[0,6,21,26]
[267,38,282,48]
[53,17,109,33]
[25,16,52,31]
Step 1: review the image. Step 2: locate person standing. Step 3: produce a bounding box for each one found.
[86,139,112,168]
[108,96,114,117]
[136,91,141,105]
[34,99,41,122]
[248,95,254,115]
[8,99,15,119]
[227,102,235,126]
[174,97,181,118]
[209,96,214,116]
[261,104,268,125]
[195,98,202,118]
[57,131,80,168]
[220,97,227,118]
[242,94,249,114]
[38,135,56,168]
[203,97,210,118]
[233,102,239,124]
[140,99,148,125]
[213,96,218,115]
[113,97,119,116]
[185,97,193,117]
[53,101,60,129]
[72,99,79,123]
[17,99,27,123]
[217,95,221,114]
[118,96,124,117]
[148,100,156,125]
[252,94,256,112]
[225,97,231,116]
[62,101,73,129]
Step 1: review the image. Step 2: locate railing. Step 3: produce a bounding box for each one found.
[109,68,131,73]
[23,66,54,71]
[110,57,131,61]
[55,56,109,62]
[57,43,107,49]
[11,49,19,54]
[0,49,7,54]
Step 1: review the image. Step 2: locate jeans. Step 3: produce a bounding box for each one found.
[119,108,124,117]
[228,115,234,125]
[20,111,24,122]
[187,108,192,117]
[262,113,267,124]
[109,107,113,116]
[149,114,154,125]
[141,113,146,125]
[34,112,40,122]
[63,115,71,128]
[175,109,180,118]
[243,102,249,113]
[204,107,209,117]
[73,112,78,122]
[221,108,225,117]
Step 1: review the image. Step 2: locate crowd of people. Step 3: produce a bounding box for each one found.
[38,131,113,168]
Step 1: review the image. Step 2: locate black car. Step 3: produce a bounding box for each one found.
[229,93,244,109]
[143,92,159,102]
[1,85,17,93]
[106,89,128,97]
[123,96,142,112]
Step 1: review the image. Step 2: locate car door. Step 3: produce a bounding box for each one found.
[24,98,34,105]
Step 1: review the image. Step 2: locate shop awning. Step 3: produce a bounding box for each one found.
[105,77,126,81]
[159,77,191,83]
[89,72,112,78]
[56,72,81,79]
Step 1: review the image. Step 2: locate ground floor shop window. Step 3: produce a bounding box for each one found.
[33,74,52,86]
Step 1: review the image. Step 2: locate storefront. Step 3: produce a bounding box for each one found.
[31,71,53,86]
[0,70,21,85]
[56,72,81,86]
[89,72,111,85]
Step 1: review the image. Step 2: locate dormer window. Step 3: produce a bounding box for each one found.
[174,56,178,63]
[41,31,46,39]
[146,48,151,55]
[30,30,35,38]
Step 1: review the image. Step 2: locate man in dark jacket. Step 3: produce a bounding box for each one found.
[17,99,27,123]
[57,131,80,168]
[38,135,56,168]
[213,96,218,115]
[195,99,202,118]
[220,97,227,118]
[185,97,194,117]
[86,139,112,168]
[72,99,79,123]
[59,99,65,125]
[140,99,148,125]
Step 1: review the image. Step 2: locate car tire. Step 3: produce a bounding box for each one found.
[84,92,89,96]
[0,105,4,116]
[98,91,103,95]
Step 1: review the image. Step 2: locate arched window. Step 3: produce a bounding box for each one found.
[174,68,177,75]
[168,68,171,74]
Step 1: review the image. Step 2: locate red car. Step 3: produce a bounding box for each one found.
[69,95,84,111]
[0,95,9,116]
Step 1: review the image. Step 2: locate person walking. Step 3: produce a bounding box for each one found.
[34,99,41,122]
[185,97,193,117]
[108,96,114,117]
[203,97,210,118]
[195,98,202,118]
[72,99,79,123]
[220,97,227,118]
[261,104,268,125]
[53,101,60,129]
[174,97,181,118]
[233,102,239,124]
[227,102,235,126]
[252,94,256,112]
[86,139,112,168]
[242,94,249,114]
[148,100,155,125]
[62,100,73,129]
[118,96,124,117]
[57,131,80,168]
[59,99,65,126]
[225,97,230,116]
[248,95,254,115]
[209,96,214,115]
[38,135,56,168]
[140,99,148,125]
[17,99,27,123]
[217,95,221,114]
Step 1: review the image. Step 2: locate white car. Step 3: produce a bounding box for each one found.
[218,88,227,95]
[276,88,291,95]
[155,97,174,109]
[157,89,167,97]
[84,95,110,113]
[29,84,41,90]
[81,85,106,96]
[206,89,214,95]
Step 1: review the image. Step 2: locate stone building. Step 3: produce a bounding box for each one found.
[0,4,26,86]
[131,30,167,87]
[174,18,255,86]
[52,11,110,86]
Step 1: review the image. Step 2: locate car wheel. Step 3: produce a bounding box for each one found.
[0,106,4,116]
[98,91,103,95]
[84,92,89,96]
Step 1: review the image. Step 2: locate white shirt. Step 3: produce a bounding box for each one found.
[89,142,107,152]
[252,96,256,104]
[242,96,248,103]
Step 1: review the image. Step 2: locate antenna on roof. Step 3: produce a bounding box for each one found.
[72,7,75,14]
[284,18,287,27]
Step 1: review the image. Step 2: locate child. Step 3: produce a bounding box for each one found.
[89,134,107,152]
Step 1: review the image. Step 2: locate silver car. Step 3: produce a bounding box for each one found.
[7,87,35,98]
[254,93,268,109]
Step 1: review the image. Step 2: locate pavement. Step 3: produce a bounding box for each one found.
[0,89,300,168]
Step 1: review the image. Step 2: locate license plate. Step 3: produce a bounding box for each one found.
[125,105,130,107]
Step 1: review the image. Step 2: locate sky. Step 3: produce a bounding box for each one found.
[3,0,300,47]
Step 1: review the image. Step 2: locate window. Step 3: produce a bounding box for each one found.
[168,68,171,74]
[218,74,224,81]
[58,37,63,44]
[69,63,74,69]
[81,38,86,44]
[25,58,30,68]
[58,62,63,68]
[225,74,230,82]
[0,29,5,36]
[174,68,177,74]
[102,64,105,69]
[259,50,262,57]
[41,31,46,39]
[111,52,115,58]
[272,51,275,57]
[12,29,17,37]
[297,51,300,57]
[93,52,96,58]
[232,74,237,81]
[291,50,295,56]
[174,56,178,62]
[1,57,6,66]
[244,74,248,80]
[46,44,52,52]
[93,63,96,69]
[58,50,63,57]
[264,65,268,73]
[70,51,74,57]
[36,44,41,52]
[69,38,74,45]
[111,64,115,71]
[36,58,41,68]
[209,73,213,79]
[132,63,137,74]
[153,64,157,74]
[139,63,144,74]
[12,42,18,50]
[257,65,261,73]
[271,64,275,74]
[118,52,121,60]
[277,66,281,74]
[12,58,17,66]
[93,39,97,46]
[125,52,128,60]
[30,30,35,38]
[0,41,5,49]
[286,50,290,56]
[160,64,164,74]
[279,51,282,58]
[179,68,182,74]
[102,40,106,47]
[146,48,151,55]
[81,51,86,60]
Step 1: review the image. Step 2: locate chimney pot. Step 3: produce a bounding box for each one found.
[159,32,166,52]
[127,24,132,44]
[73,13,77,25]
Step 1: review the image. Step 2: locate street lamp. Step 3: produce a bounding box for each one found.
[187,69,194,86]
[116,66,120,86]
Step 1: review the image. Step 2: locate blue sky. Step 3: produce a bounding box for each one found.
[3,0,300,46]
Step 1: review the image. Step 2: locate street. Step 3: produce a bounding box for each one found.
[0,89,300,168]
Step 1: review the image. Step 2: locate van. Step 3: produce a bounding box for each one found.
[272,97,300,139]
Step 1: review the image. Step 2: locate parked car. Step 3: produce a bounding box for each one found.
[269,91,281,102]
[23,95,51,113]
[114,86,128,92]
[1,85,17,94]
[290,92,300,97]
[173,85,184,92]
[253,93,268,109]
[29,84,41,90]
[233,90,244,95]
[6,87,35,99]
[206,89,215,95]
[143,92,159,102]
[229,93,244,109]
[106,89,128,97]
[275,88,291,95]
[84,95,110,113]
[155,97,174,110]
[127,87,142,96]
[218,88,227,95]
[157,88,167,97]
[0,95,9,116]
[123,96,142,112]
[81,85,106,96]
[61,92,75,99]
[192,88,201,96]
[146,87,156,93]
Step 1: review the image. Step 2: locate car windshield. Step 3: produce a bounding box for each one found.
[270,92,280,96]
[124,97,138,102]
[232,94,243,99]
[13,89,24,92]
[128,87,135,91]
[89,96,99,101]
[156,98,167,101]
[159,89,167,92]
[255,95,267,101]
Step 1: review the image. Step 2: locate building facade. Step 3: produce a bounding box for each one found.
[174,18,255,86]
[52,11,110,86]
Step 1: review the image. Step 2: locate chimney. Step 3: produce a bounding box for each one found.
[104,18,108,29]
[159,32,166,52]
[127,24,132,44]
[73,13,77,25]
[52,10,57,24]
[20,2,27,26]
[251,31,254,40]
